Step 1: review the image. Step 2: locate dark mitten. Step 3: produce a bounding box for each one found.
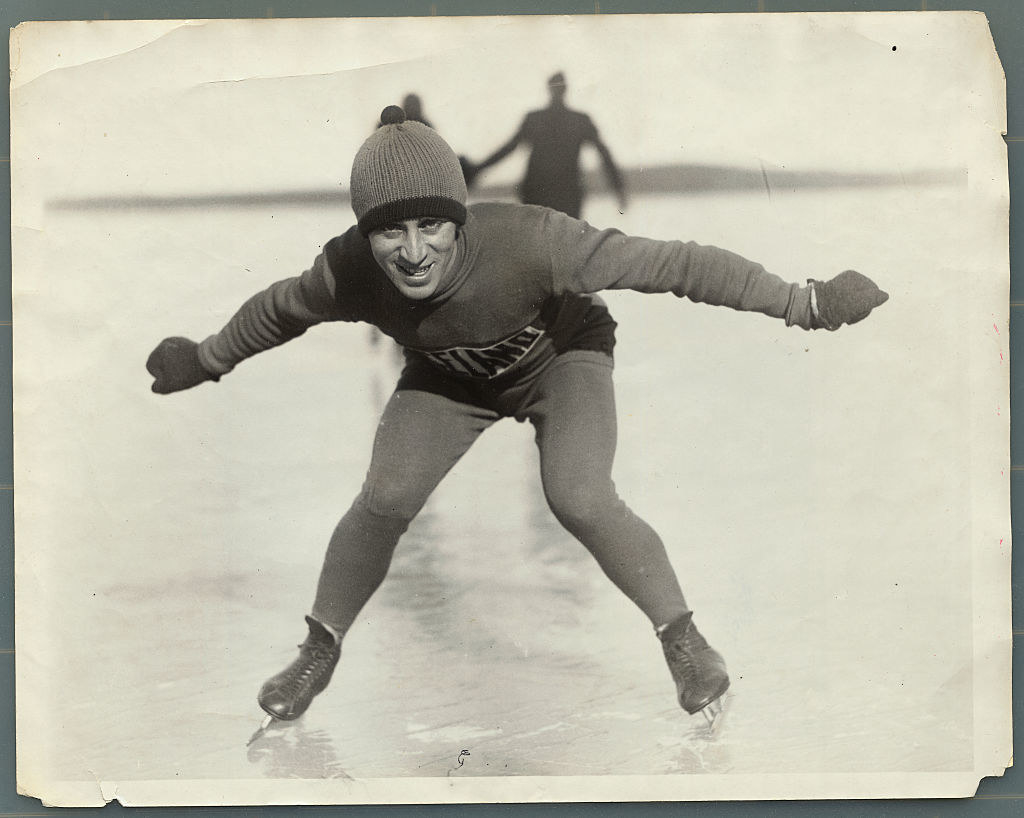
[811,270,889,330]
[146,337,219,394]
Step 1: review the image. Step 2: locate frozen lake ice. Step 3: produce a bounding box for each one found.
[15,180,977,789]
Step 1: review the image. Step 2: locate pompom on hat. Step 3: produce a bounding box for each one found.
[350,105,468,236]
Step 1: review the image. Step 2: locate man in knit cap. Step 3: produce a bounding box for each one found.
[147,105,888,729]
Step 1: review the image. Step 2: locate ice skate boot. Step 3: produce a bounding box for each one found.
[659,611,730,725]
[257,616,341,721]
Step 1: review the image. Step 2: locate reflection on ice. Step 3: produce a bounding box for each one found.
[246,720,352,780]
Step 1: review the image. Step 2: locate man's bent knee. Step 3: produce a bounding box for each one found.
[357,481,431,521]
[545,482,622,532]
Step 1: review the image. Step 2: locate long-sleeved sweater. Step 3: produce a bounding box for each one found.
[198,202,813,381]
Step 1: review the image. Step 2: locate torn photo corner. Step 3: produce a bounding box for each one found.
[10,11,1011,808]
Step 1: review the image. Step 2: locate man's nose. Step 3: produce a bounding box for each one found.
[399,229,426,261]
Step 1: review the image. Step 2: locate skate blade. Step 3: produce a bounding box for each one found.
[246,714,275,747]
[699,695,728,735]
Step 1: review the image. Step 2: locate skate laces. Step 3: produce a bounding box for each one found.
[277,637,339,697]
[665,635,699,681]
[661,616,710,683]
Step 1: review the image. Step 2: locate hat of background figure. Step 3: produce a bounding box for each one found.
[350,105,468,236]
[548,71,566,88]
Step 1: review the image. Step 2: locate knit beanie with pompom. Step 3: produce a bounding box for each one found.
[350,105,468,236]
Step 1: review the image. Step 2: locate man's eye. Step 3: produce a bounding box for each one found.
[420,220,442,232]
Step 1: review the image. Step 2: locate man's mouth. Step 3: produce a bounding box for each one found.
[396,260,434,279]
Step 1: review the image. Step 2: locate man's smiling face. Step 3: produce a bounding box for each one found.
[368,217,459,301]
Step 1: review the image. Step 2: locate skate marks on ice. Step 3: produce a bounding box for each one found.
[245,719,353,780]
[667,693,735,775]
[243,680,735,779]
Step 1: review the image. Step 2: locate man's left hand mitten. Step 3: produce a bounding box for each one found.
[146,337,219,394]
[811,270,889,330]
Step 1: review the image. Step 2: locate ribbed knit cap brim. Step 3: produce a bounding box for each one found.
[350,117,467,235]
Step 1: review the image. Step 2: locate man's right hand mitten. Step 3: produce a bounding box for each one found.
[146,337,219,394]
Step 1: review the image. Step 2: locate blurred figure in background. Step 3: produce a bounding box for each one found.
[464,72,627,217]
[401,93,433,128]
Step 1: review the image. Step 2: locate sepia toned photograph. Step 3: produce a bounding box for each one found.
[10,11,1011,806]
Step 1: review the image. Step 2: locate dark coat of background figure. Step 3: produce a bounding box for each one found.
[464,72,628,218]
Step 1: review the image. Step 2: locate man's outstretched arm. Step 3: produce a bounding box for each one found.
[147,254,341,394]
[463,124,525,187]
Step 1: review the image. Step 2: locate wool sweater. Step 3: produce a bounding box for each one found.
[197,202,813,381]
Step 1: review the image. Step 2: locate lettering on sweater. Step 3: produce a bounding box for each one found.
[415,326,544,379]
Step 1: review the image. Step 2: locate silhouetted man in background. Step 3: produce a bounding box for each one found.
[464,72,627,217]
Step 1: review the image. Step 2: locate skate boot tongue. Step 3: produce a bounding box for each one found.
[659,612,730,715]
[304,615,339,646]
